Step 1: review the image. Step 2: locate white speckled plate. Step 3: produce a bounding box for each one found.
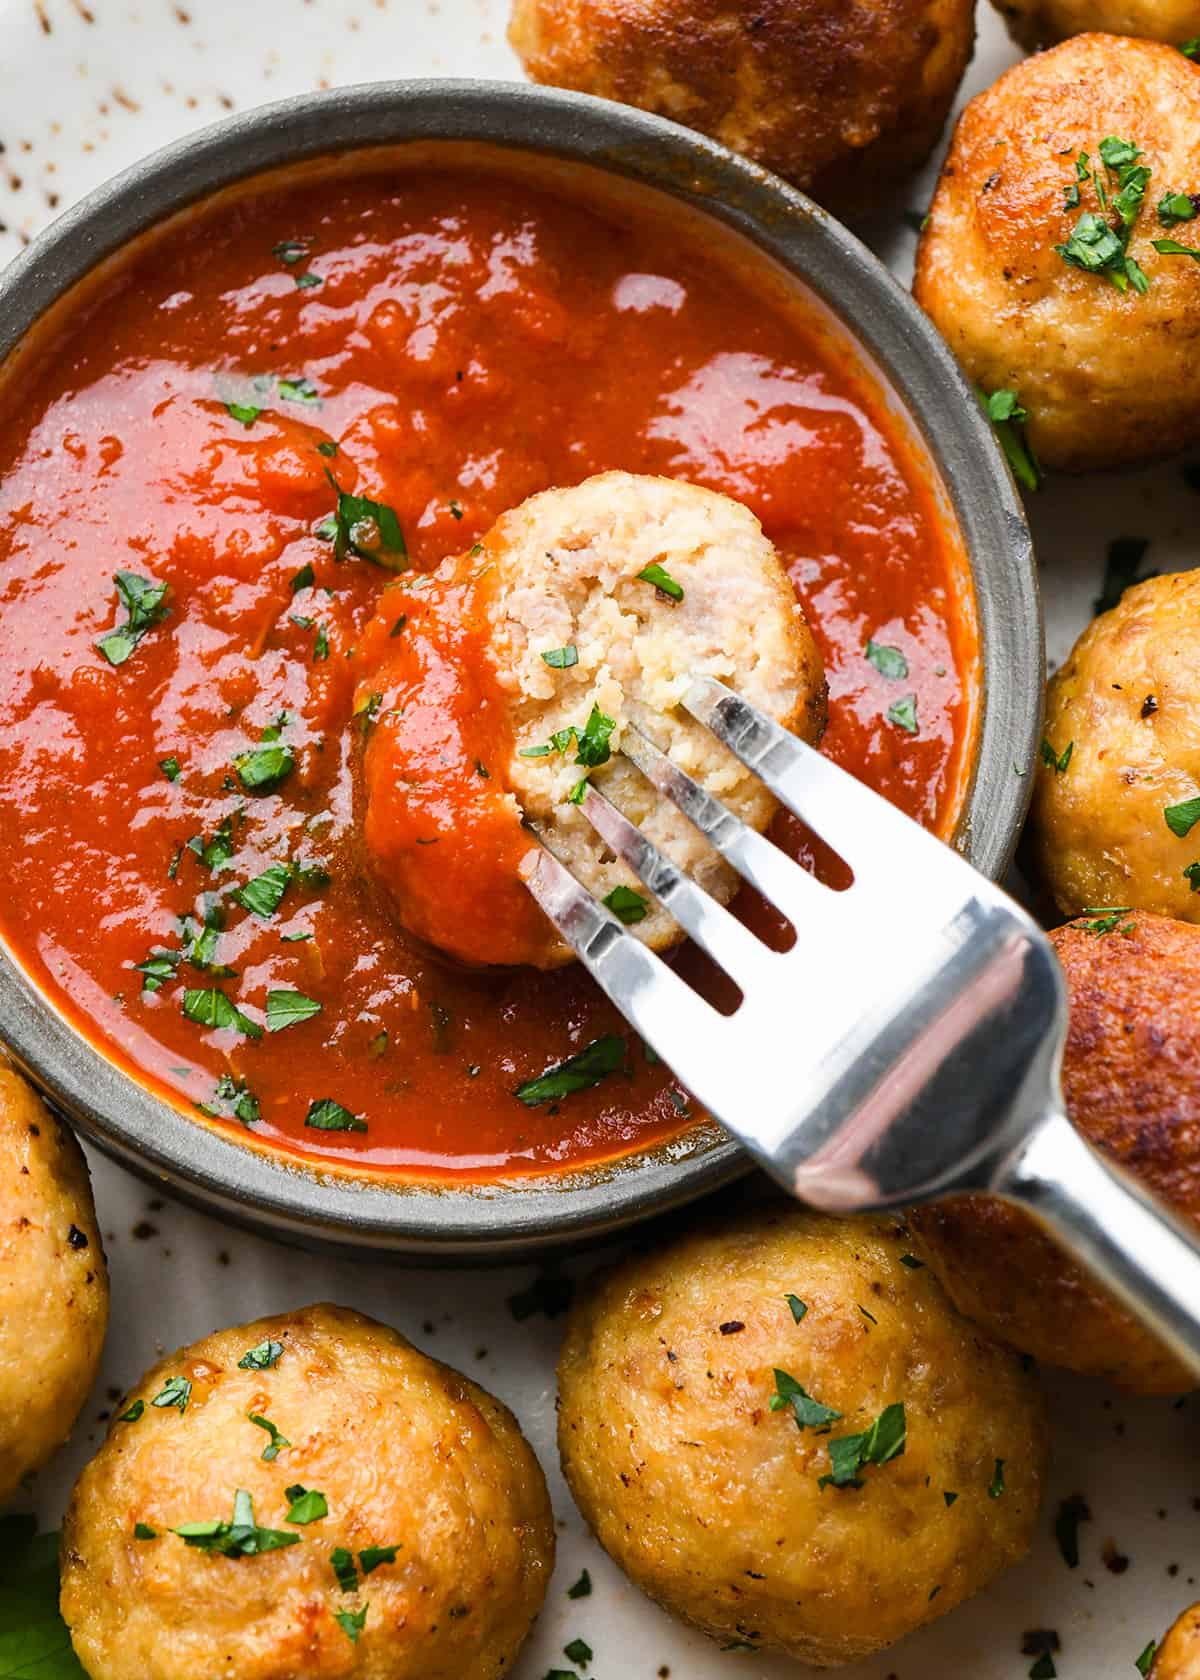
[3,2,1199,1677]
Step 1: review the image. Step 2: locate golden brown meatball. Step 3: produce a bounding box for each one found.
[558,1206,1047,1668]
[914,36,1200,473]
[991,0,1200,48]
[354,472,825,969]
[61,1303,554,1680]
[913,911,1200,1393]
[509,0,975,214]
[0,1065,107,1505]
[1153,1605,1200,1678]
[1030,572,1200,921]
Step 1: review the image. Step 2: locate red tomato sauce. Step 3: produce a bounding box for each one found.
[0,161,977,1179]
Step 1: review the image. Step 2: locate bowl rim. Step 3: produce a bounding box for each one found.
[0,78,1042,1257]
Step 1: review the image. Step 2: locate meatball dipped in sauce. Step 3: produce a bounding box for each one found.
[915,35,1200,474]
[353,472,826,970]
[60,1303,554,1680]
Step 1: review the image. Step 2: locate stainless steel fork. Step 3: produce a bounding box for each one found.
[524,674,1200,1380]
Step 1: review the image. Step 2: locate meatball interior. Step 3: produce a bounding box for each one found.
[915,35,1200,473]
[913,910,1200,1394]
[0,1064,108,1504]
[61,1303,554,1680]
[558,1205,1048,1668]
[355,471,825,968]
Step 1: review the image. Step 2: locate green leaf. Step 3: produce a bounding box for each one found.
[1040,737,1073,775]
[235,864,292,919]
[1153,237,1200,260]
[979,386,1042,492]
[135,949,181,993]
[359,1545,399,1574]
[151,1375,192,1413]
[515,1035,626,1105]
[0,1517,89,1679]
[785,1293,808,1322]
[248,1413,291,1462]
[574,704,616,769]
[181,987,262,1039]
[1136,1639,1158,1675]
[283,1485,327,1523]
[305,1098,366,1133]
[278,375,320,406]
[636,562,684,601]
[769,1368,841,1431]
[238,1340,283,1371]
[566,1569,592,1599]
[602,886,648,925]
[226,401,261,427]
[290,562,315,594]
[335,1608,367,1643]
[865,640,908,680]
[159,755,181,782]
[295,272,322,291]
[819,1402,907,1489]
[96,571,170,666]
[234,744,295,793]
[172,1489,300,1557]
[1165,797,1200,838]
[330,1547,359,1592]
[187,815,238,874]
[322,470,407,569]
[564,1637,593,1665]
[887,695,919,735]
[541,645,578,669]
[1157,190,1198,227]
[265,989,322,1033]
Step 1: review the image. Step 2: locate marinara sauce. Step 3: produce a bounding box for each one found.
[0,162,976,1178]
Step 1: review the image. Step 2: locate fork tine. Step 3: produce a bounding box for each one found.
[576,781,771,989]
[684,673,934,870]
[521,840,722,1062]
[620,722,833,921]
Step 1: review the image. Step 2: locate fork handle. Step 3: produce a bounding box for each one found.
[998,1107,1200,1382]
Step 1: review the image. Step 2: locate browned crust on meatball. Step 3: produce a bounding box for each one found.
[1155,1604,1200,1679]
[912,912,1200,1393]
[509,0,974,213]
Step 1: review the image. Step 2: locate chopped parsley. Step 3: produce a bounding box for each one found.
[284,1484,327,1523]
[785,1293,808,1323]
[238,1339,283,1371]
[317,440,339,458]
[96,570,171,666]
[819,1402,906,1490]
[235,863,292,919]
[295,271,322,290]
[980,387,1042,492]
[199,1073,261,1127]
[1158,190,1198,227]
[336,1607,367,1643]
[181,987,262,1038]
[150,1375,192,1413]
[159,755,181,782]
[769,1369,841,1431]
[887,695,919,735]
[173,1489,300,1557]
[135,949,181,994]
[566,1569,592,1599]
[133,1522,158,1540]
[987,1458,1006,1498]
[866,640,909,680]
[359,1544,399,1573]
[313,624,330,661]
[1136,1639,1158,1675]
[899,1253,924,1269]
[290,562,315,593]
[1165,797,1200,837]
[248,1413,291,1462]
[602,885,648,925]
[637,562,684,602]
[278,375,320,406]
[944,1490,958,1507]
[515,1034,626,1105]
[226,401,261,427]
[272,239,307,265]
[322,470,407,569]
[305,1098,366,1133]
[265,989,322,1033]
[1056,138,1151,293]
[1181,35,1199,56]
[541,644,579,669]
[1185,862,1200,891]
[330,1546,358,1592]
[117,1399,145,1422]
[234,743,295,794]
[564,1637,593,1665]
[1152,236,1200,261]
[1074,905,1134,937]
[1040,737,1073,774]
[575,704,616,768]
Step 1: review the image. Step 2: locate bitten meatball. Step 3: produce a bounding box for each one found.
[914,36,1200,473]
[990,0,1200,49]
[1153,1605,1200,1678]
[61,1303,554,1680]
[1030,572,1200,921]
[354,471,825,969]
[913,912,1200,1393]
[0,1065,107,1505]
[509,0,975,214]
[557,1206,1047,1668]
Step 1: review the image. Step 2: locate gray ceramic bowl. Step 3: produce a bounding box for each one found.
[0,80,1041,1258]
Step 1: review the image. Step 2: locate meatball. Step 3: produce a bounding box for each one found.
[354,471,825,969]
[912,911,1200,1393]
[0,1064,107,1505]
[557,1205,1048,1668]
[508,0,975,214]
[914,36,1200,474]
[1030,572,1200,922]
[1154,1605,1200,1678]
[61,1303,554,1680]
[991,0,1200,48]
